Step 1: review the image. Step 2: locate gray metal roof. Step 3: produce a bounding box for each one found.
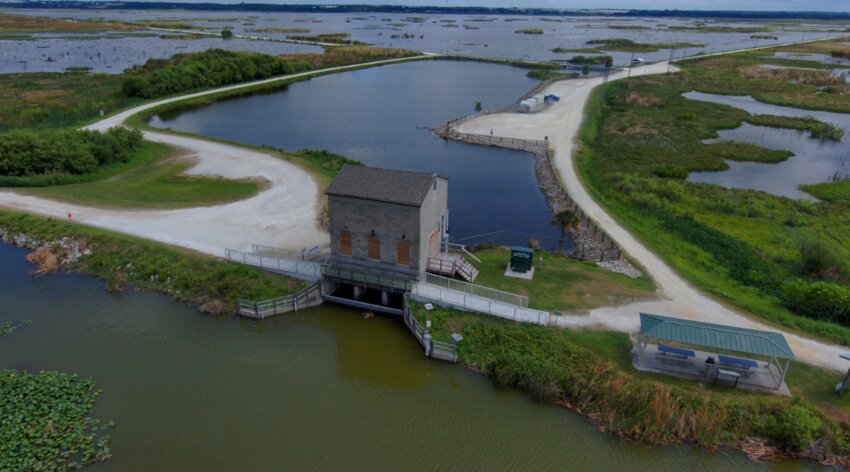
[326,165,442,207]
[639,313,795,359]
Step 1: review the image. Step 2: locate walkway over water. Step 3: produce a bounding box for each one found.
[228,245,550,326]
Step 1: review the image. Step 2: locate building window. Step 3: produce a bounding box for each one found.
[368,235,381,260]
[396,240,410,266]
[339,231,352,256]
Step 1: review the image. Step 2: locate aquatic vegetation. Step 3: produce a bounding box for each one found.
[0,370,113,470]
[801,179,850,202]
[287,33,366,45]
[584,38,705,52]
[248,27,310,33]
[515,28,544,35]
[0,319,31,335]
[0,12,138,33]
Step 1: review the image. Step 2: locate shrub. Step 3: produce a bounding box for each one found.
[651,165,689,179]
[0,127,143,180]
[121,49,310,99]
[756,404,822,452]
[782,279,850,324]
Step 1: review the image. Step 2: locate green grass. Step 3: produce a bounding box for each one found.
[471,247,655,312]
[0,209,304,311]
[410,302,850,458]
[21,141,262,209]
[574,39,850,346]
[801,180,850,202]
[0,72,140,131]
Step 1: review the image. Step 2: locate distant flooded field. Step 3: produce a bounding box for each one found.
[1,8,840,73]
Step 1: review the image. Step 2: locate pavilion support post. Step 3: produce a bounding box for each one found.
[779,358,791,389]
[637,335,646,367]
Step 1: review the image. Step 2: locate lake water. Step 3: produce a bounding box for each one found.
[683,91,850,200]
[1,9,839,73]
[150,60,565,248]
[0,30,321,74]
[0,243,831,470]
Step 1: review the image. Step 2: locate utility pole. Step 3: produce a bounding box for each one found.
[598,63,611,106]
[667,48,675,73]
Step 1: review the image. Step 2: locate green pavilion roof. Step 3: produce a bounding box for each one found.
[639,313,795,359]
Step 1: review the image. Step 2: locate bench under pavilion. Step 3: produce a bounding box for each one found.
[634,313,796,396]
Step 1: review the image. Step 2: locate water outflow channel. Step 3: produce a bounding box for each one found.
[149,60,566,249]
[0,244,821,470]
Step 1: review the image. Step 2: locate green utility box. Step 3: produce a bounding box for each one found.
[510,246,534,273]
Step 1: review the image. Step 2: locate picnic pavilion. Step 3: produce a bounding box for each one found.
[634,313,795,395]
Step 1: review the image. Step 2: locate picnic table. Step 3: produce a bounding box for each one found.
[656,345,695,367]
[718,355,759,378]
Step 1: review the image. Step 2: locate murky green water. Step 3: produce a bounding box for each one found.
[0,245,830,470]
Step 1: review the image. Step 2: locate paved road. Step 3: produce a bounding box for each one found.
[457,61,848,371]
[0,55,430,257]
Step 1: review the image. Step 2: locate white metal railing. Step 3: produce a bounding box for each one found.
[237,280,322,319]
[250,244,332,264]
[424,273,528,307]
[225,248,322,279]
[442,241,481,269]
[412,281,549,326]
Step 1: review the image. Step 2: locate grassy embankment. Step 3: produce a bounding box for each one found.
[411,302,850,463]
[554,38,705,54]
[0,209,305,310]
[472,247,655,312]
[22,141,262,209]
[575,40,850,345]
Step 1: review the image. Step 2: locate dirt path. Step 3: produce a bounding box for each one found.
[0,55,431,257]
[457,62,849,371]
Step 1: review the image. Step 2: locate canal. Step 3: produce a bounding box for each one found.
[0,244,828,470]
[149,60,566,249]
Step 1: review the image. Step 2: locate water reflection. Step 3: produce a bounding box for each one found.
[684,91,850,200]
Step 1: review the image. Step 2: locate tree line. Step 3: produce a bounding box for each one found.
[0,127,143,179]
[121,49,311,99]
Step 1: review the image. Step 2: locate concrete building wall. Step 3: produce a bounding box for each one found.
[328,195,422,279]
[418,177,449,279]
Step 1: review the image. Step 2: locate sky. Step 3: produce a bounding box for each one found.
[106,0,850,12]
